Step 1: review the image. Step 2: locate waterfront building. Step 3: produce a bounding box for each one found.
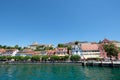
[81,43,100,59]
[39,51,47,55]
[47,50,55,56]
[55,48,68,56]
[99,45,107,59]
[71,45,82,56]
[0,49,6,56]
[16,52,33,57]
[2,49,19,56]
[16,49,34,57]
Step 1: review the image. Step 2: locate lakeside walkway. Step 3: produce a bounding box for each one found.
[82,60,120,67]
[1,60,120,67]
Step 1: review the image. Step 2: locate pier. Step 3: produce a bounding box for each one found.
[82,61,120,67]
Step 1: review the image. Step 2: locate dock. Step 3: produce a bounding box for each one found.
[82,61,120,67]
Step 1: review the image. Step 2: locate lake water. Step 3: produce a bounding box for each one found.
[0,64,120,80]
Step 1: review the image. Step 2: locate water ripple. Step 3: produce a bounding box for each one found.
[0,64,120,80]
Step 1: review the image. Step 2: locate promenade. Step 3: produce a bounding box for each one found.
[82,60,120,67]
[0,60,120,67]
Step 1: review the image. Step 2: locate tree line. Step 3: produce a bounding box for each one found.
[0,55,80,62]
[0,45,23,50]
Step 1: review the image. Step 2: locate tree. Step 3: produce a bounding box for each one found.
[70,55,80,61]
[3,45,7,49]
[75,41,79,45]
[42,55,49,61]
[6,56,12,61]
[50,55,59,61]
[118,47,120,57]
[67,46,72,54]
[23,56,31,61]
[13,56,24,61]
[35,46,45,51]
[31,55,41,61]
[14,45,19,49]
[0,56,6,61]
[7,46,13,49]
[44,46,54,50]
[57,44,65,48]
[59,55,69,61]
[0,45,2,48]
[103,44,119,59]
[67,46,72,50]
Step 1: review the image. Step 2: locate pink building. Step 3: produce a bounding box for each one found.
[0,49,6,55]
[47,50,55,56]
[55,48,68,56]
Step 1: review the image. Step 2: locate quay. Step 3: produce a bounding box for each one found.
[1,60,120,67]
[82,61,120,67]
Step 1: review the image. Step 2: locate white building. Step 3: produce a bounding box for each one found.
[16,49,34,57]
[2,49,19,56]
[16,52,33,57]
[72,45,82,56]
[28,42,53,50]
[28,42,40,50]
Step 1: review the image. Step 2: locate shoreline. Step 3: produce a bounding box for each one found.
[0,61,120,68]
[0,61,82,64]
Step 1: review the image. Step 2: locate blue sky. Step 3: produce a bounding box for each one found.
[0,0,120,46]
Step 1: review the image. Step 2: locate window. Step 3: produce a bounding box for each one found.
[76,51,78,53]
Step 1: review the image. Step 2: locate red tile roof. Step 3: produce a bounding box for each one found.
[81,44,99,50]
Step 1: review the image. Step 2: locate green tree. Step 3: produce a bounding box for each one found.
[64,55,69,61]
[23,56,31,61]
[50,55,59,61]
[59,55,69,61]
[7,46,12,49]
[12,56,18,61]
[42,55,49,61]
[49,46,54,50]
[103,44,119,59]
[57,44,65,48]
[118,47,120,52]
[0,45,2,48]
[44,46,54,50]
[70,55,80,61]
[14,45,22,50]
[3,45,7,49]
[75,41,79,45]
[0,56,6,61]
[6,56,13,61]
[35,45,45,51]
[14,45,19,49]
[31,55,41,61]
[67,46,72,50]
[12,56,24,61]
